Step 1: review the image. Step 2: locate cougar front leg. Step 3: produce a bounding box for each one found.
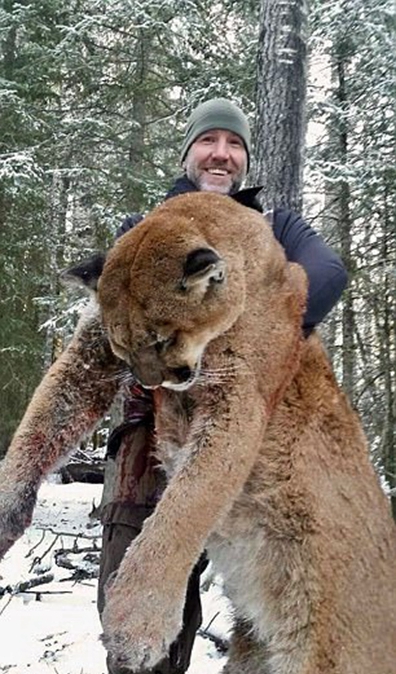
[101,373,266,672]
[0,304,122,559]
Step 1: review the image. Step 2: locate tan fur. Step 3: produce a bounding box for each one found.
[0,300,122,557]
[95,193,396,673]
[1,192,395,673]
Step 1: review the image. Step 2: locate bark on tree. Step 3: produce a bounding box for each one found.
[253,0,308,211]
[377,191,396,520]
[334,54,355,401]
[125,28,149,213]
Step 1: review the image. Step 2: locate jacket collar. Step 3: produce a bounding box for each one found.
[165,175,263,213]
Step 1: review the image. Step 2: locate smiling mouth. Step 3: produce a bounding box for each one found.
[206,168,229,176]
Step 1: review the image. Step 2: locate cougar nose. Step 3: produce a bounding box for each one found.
[171,366,192,383]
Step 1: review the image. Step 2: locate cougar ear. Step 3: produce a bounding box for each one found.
[60,253,107,294]
[181,247,226,292]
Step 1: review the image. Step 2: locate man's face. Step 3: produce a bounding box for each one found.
[183,129,248,195]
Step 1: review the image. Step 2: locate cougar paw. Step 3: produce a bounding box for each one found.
[101,579,183,671]
[0,481,37,560]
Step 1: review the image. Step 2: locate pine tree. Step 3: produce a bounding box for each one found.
[307,0,396,515]
[0,0,259,456]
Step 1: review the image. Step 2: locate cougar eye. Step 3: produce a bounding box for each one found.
[154,333,176,353]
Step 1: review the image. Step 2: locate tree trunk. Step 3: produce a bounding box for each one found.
[253,0,308,211]
[334,49,355,401]
[125,28,149,213]
[378,189,396,520]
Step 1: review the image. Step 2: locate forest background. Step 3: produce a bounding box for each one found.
[1,0,395,515]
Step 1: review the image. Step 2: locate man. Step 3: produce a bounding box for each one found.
[98,98,348,674]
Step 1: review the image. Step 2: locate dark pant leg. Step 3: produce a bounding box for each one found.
[168,554,207,673]
[97,502,153,617]
[98,426,204,674]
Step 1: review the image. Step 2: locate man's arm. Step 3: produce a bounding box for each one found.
[272,209,348,334]
[115,213,144,239]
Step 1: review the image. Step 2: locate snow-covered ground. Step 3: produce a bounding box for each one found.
[0,482,231,674]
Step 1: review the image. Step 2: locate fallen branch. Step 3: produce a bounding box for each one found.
[37,526,100,541]
[14,573,54,594]
[54,545,101,580]
[0,572,55,609]
[22,589,72,596]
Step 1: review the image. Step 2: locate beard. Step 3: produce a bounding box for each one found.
[185,161,246,195]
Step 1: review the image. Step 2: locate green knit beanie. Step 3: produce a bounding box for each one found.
[180,98,251,170]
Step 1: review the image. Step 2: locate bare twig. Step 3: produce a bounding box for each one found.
[37,526,100,541]
[21,589,72,596]
[29,533,60,572]
[202,611,220,633]
[198,625,229,654]
[198,611,229,654]
[0,594,13,616]
[25,529,46,558]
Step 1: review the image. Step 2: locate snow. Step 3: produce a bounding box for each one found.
[0,482,231,673]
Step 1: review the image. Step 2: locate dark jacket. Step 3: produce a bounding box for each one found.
[117,175,348,335]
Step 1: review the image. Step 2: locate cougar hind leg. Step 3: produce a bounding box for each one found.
[223,619,272,674]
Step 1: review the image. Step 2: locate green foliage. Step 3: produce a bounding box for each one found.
[0,0,258,456]
[2,0,394,502]
[307,0,396,502]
